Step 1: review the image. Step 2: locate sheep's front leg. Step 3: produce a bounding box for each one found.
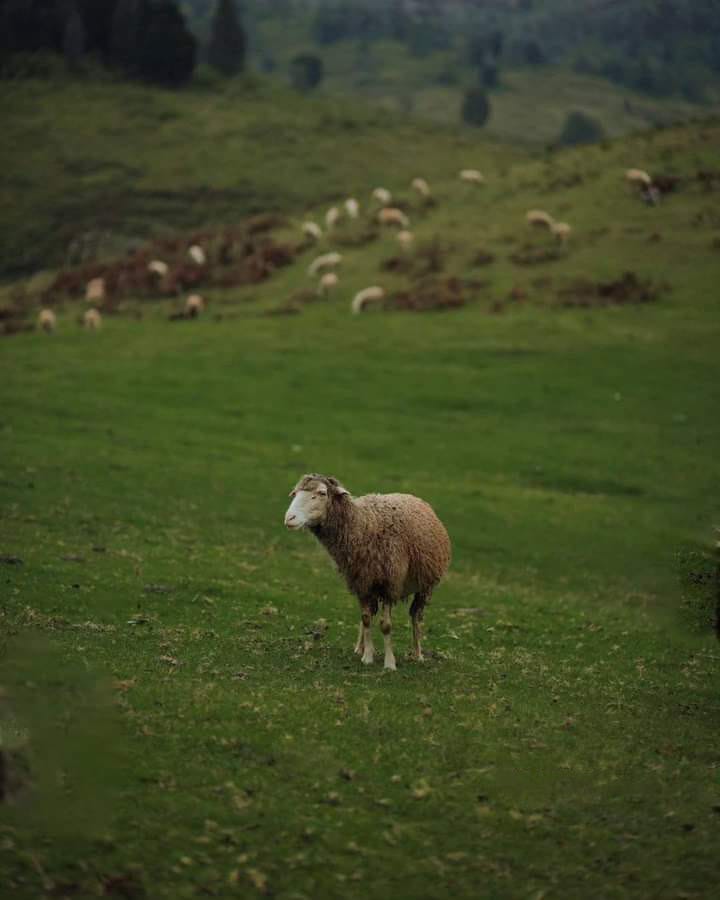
[380,602,396,671]
[353,620,364,656]
[360,602,375,665]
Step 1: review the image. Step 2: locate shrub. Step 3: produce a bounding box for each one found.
[290,53,324,92]
[557,110,606,146]
[461,87,491,128]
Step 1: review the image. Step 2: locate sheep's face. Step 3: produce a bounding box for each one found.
[284,475,348,531]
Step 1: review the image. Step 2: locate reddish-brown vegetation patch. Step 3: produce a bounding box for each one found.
[556,271,663,308]
[386,277,466,313]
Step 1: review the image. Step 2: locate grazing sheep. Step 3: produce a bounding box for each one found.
[411,177,431,198]
[307,251,342,277]
[351,286,385,315]
[147,260,169,277]
[397,230,414,251]
[526,210,555,230]
[551,222,572,244]
[83,308,102,330]
[372,187,392,206]
[188,245,206,265]
[185,294,205,317]
[325,206,341,230]
[284,474,451,669]
[345,198,360,219]
[641,184,661,206]
[378,208,410,229]
[459,169,485,184]
[302,221,323,241]
[625,168,653,188]
[317,271,339,296]
[85,277,105,303]
[37,309,57,332]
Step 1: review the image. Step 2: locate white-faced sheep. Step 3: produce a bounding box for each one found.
[351,286,385,315]
[185,294,205,318]
[188,245,206,266]
[372,187,392,206]
[85,277,105,304]
[83,308,102,330]
[345,198,360,219]
[378,208,410,229]
[284,473,451,669]
[459,169,485,185]
[37,309,57,332]
[307,252,342,278]
[325,206,341,230]
[625,168,653,188]
[397,229,414,251]
[147,260,169,277]
[317,271,339,297]
[551,221,572,244]
[411,177,431,198]
[302,221,323,241]
[526,210,555,230]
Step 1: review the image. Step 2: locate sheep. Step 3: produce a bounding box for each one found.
[83,308,102,330]
[625,168,653,188]
[345,198,360,219]
[459,169,485,185]
[185,294,205,317]
[372,187,392,206]
[397,229,414,251]
[37,309,57,332]
[411,177,431,198]
[284,473,451,669]
[188,244,206,265]
[307,252,342,278]
[526,210,555,230]
[85,277,105,303]
[378,208,410,229]
[317,271,339,297]
[351,286,385,315]
[325,206,341,230]
[147,260,169,277]
[302,221,323,241]
[551,221,572,244]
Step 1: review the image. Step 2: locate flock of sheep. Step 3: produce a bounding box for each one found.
[34,166,657,332]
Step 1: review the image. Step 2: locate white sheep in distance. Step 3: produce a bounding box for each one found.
[378,208,410,229]
[411,177,431,198]
[37,309,57,332]
[345,198,360,219]
[83,308,102,330]
[551,222,572,244]
[185,294,205,318]
[85,277,105,304]
[459,169,485,184]
[284,473,451,669]
[317,271,339,297]
[397,230,414,251]
[526,210,555,230]
[372,187,392,206]
[325,206,341,230]
[188,245,206,265]
[147,260,169,277]
[351,286,385,315]
[625,168,653,188]
[301,221,323,241]
[307,251,342,277]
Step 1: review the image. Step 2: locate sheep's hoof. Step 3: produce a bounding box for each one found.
[353,643,363,655]
[384,660,397,672]
[361,652,374,665]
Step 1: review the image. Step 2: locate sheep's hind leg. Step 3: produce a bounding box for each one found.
[380,602,396,671]
[353,620,364,656]
[360,601,375,665]
[410,591,430,661]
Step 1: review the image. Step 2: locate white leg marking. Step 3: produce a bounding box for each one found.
[382,604,396,671]
[354,621,364,655]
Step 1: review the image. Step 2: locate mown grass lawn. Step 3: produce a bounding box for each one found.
[1,97,720,898]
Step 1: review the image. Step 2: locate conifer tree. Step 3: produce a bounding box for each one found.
[63,2,86,71]
[110,0,147,72]
[207,0,246,77]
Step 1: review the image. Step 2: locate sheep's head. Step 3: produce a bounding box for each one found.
[284,474,349,530]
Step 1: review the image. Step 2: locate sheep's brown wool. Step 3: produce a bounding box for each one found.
[286,473,451,667]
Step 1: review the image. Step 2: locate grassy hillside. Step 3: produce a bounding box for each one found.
[1,87,720,898]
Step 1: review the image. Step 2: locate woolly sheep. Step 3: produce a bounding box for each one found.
[85,277,105,303]
[459,169,485,184]
[345,198,360,219]
[83,308,102,330]
[147,260,169,277]
[325,206,341,230]
[37,309,56,333]
[307,252,342,277]
[302,221,323,241]
[551,221,572,244]
[411,177,431,198]
[188,245,206,265]
[378,208,410,229]
[351,286,385,315]
[317,271,339,297]
[397,229,414,251]
[625,168,653,187]
[284,473,451,669]
[372,187,392,206]
[526,210,555,230]
[185,294,205,317]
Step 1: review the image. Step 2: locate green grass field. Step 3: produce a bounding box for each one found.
[1,81,720,899]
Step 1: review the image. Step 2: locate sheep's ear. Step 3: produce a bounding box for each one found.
[327,477,349,497]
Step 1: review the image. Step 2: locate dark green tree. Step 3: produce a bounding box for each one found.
[110,0,146,71]
[461,87,491,128]
[136,1,196,86]
[63,1,86,70]
[289,52,323,92]
[207,0,246,76]
[524,40,546,65]
[557,110,605,146]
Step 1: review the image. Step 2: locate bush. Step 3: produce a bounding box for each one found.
[461,87,491,128]
[557,110,606,146]
[289,53,324,92]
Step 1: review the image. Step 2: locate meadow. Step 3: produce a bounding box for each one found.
[1,81,720,899]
